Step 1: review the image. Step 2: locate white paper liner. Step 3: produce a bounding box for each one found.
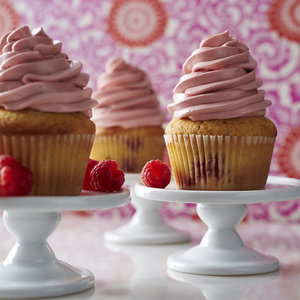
[0,134,95,195]
[164,134,276,190]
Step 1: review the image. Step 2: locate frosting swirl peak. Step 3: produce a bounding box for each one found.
[168,31,271,121]
[93,57,166,128]
[0,26,97,117]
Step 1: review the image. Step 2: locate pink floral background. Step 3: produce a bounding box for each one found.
[3,0,300,222]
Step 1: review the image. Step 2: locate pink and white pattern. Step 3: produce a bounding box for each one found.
[0,0,19,38]
[107,0,168,47]
[268,0,300,44]
[278,126,300,178]
[5,0,300,222]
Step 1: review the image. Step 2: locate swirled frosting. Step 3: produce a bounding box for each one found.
[168,31,272,121]
[92,57,166,128]
[0,26,97,117]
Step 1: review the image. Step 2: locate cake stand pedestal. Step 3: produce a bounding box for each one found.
[0,189,130,299]
[105,174,190,245]
[135,176,300,275]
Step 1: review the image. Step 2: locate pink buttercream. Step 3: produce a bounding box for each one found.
[0,26,97,117]
[92,57,166,128]
[168,31,272,121]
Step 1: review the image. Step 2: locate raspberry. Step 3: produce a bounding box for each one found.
[82,159,99,190]
[0,155,33,196]
[0,155,20,168]
[90,160,125,192]
[141,159,171,188]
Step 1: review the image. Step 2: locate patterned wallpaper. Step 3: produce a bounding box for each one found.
[1,0,300,221]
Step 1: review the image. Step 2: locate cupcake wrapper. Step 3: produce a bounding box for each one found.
[0,134,95,195]
[164,134,276,190]
[91,134,164,173]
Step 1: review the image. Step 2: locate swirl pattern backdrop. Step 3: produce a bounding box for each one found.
[4,0,300,222]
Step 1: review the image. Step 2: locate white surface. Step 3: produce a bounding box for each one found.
[167,269,280,300]
[105,243,187,299]
[105,174,190,245]
[134,176,300,275]
[134,176,300,204]
[0,214,298,300]
[0,191,130,299]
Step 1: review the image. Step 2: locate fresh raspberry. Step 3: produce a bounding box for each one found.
[0,155,20,168]
[90,160,125,192]
[0,155,33,196]
[141,159,171,188]
[82,158,99,190]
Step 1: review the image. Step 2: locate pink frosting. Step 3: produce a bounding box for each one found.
[92,57,166,128]
[0,26,97,117]
[168,31,272,121]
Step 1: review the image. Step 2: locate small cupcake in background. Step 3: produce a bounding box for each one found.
[165,31,277,190]
[91,57,166,173]
[0,26,97,195]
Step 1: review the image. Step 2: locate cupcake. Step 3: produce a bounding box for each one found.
[165,31,277,190]
[0,26,97,195]
[91,57,166,173]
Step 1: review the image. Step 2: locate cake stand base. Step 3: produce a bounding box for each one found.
[0,262,93,299]
[0,211,94,298]
[105,221,189,245]
[106,174,190,245]
[168,248,278,276]
[168,203,279,275]
[0,190,130,298]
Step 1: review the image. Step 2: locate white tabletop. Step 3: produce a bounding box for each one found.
[0,213,297,300]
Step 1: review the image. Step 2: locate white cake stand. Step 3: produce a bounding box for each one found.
[0,189,130,299]
[135,176,300,275]
[105,174,190,245]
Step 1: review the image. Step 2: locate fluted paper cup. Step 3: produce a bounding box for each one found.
[0,134,95,195]
[91,133,164,173]
[164,134,275,190]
